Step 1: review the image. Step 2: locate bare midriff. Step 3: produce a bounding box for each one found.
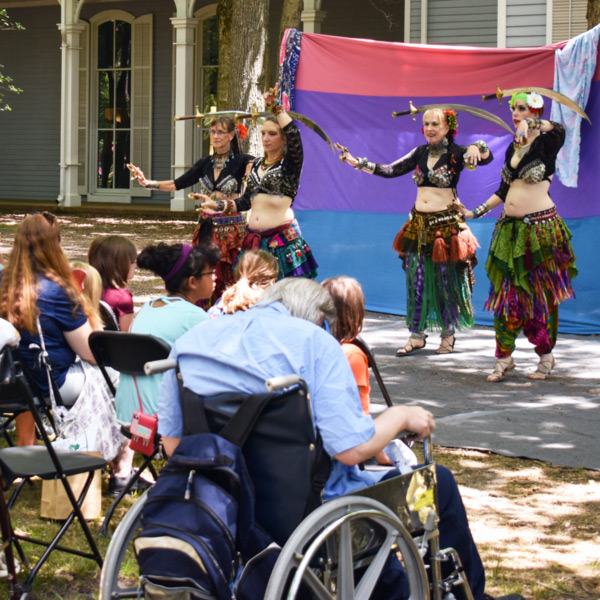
[504,178,554,217]
[414,187,457,212]
[248,193,294,230]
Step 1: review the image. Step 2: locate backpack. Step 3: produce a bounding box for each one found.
[134,432,278,600]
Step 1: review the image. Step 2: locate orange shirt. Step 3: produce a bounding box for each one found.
[342,342,370,415]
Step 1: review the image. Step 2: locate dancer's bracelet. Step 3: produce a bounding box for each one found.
[146,181,160,190]
[472,202,490,218]
[473,140,489,154]
[271,104,284,116]
[355,157,374,171]
[526,118,542,130]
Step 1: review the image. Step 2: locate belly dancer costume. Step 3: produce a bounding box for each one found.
[174,152,253,301]
[234,122,318,279]
[363,141,492,333]
[484,122,577,358]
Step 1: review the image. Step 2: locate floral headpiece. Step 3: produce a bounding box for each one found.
[509,91,544,112]
[444,110,458,137]
[236,122,248,141]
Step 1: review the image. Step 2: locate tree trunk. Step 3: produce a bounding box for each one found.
[217,0,269,154]
[588,0,600,28]
[279,0,303,44]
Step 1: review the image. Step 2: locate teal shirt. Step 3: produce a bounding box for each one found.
[115,296,208,423]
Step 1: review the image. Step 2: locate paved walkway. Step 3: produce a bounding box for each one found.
[361,313,600,471]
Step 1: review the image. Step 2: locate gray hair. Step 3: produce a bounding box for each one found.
[260,278,337,330]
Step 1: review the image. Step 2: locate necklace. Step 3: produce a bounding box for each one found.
[428,142,446,159]
[212,150,232,171]
[262,154,284,168]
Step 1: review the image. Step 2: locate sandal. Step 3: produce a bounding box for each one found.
[436,334,455,355]
[396,334,427,356]
[486,357,515,382]
[528,353,555,380]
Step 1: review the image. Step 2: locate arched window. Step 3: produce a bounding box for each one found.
[96,18,132,190]
[89,11,152,200]
[195,6,219,158]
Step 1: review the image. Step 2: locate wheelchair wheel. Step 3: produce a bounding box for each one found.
[264,496,429,600]
[99,489,149,599]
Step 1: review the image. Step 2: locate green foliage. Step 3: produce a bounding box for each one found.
[0,9,24,112]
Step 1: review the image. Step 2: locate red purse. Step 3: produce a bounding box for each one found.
[129,376,158,456]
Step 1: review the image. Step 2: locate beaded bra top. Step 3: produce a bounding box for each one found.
[236,122,304,211]
[373,143,492,190]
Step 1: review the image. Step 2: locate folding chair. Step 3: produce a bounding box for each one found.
[88,331,171,535]
[0,345,107,598]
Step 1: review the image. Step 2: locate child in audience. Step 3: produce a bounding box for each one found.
[209,249,279,316]
[88,236,137,331]
[109,242,220,496]
[322,276,371,415]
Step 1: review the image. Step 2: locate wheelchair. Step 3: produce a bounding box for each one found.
[100,367,475,600]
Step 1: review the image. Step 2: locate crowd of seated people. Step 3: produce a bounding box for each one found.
[0,211,521,600]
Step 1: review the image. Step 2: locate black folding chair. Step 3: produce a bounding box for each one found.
[0,345,107,599]
[88,331,171,535]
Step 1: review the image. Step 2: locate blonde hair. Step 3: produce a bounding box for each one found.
[220,250,279,314]
[70,261,102,330]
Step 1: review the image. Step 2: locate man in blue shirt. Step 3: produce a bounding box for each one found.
[158,278,489,599]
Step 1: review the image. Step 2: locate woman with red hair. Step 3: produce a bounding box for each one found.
[462,92,576,382]
[338,109,492,356]
[0,213,99,445]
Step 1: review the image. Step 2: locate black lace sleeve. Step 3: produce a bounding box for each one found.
[282,121,303,184]
[372,148,418,178]
[233,159,259,212]
[174,157,211,190]
[540,122,566,158]
[493,144,514,202]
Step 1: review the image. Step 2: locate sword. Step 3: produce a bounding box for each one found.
[392,101,514,135]
[482,85,591,124]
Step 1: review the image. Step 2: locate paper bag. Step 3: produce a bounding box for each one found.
[40,453,103,520]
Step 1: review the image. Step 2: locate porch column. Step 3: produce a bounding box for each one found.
[301,0,326,33]
[170,16,198,211]
[57,22,85,207]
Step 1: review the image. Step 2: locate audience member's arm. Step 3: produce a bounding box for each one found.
[64,321,96,364]
[162,436,180,457]
[334,405,435,466]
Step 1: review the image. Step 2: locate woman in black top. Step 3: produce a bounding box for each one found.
[201,90,318,279]
[129,117,252,302]
[462,92,577,382]
[338,109,492,355]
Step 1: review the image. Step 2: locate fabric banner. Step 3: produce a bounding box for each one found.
[285,30,600,334]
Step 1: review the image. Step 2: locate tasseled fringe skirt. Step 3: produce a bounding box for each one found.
[393,205,479,332]
[484,206,577,322]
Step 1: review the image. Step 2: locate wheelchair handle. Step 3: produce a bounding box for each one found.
[144,358,177,375]
[265,374,301,392]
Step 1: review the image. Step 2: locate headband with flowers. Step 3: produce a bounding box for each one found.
[444,109,458,137]
[236,122,248,140]
[509,91,544,111]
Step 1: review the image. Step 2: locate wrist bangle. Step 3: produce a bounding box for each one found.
[355,157,368,171]
[526,118,541,130]
[146,181,160,190]
[473,140,488,154]
[472,202,490,218]
[271,104,284,116]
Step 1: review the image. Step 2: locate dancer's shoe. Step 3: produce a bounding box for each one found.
[436,334,455,354]
[486,357,515,382]
[396,334,427,356]
[528,353,555,380]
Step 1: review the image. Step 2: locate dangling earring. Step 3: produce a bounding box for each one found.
[442,137,449,147]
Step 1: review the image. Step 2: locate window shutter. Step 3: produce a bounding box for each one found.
[553,0,588,43]
[78,21,90,194]
[131,13,153,197]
